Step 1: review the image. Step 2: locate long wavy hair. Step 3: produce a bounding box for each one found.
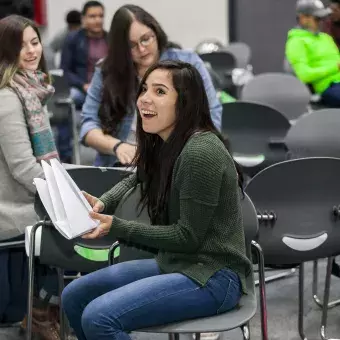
[134,60,243,224]
[99,5,169,135]
[0,15,49,89]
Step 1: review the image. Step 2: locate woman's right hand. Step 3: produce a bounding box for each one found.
[115,143,137,165]
[82,191,105,213]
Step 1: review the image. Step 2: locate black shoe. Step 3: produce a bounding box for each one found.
[331,259,340,278]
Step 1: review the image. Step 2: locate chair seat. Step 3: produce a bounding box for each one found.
[74,233,116,250]
[138,291,256,334]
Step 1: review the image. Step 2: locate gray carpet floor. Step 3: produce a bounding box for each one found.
[1,260,339,340]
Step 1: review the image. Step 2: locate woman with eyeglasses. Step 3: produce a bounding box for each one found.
[80,4,222,167]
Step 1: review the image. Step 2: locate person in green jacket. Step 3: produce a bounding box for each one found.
[61,60,251,340]
[286,0,340,107]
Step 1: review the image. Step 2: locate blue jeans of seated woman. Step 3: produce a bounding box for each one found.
[62,259,242,340]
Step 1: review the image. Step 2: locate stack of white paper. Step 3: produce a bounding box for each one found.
[33,159,99,240]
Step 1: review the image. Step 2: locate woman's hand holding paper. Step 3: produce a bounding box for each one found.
[82,191,105,213]
[82,211,113,239]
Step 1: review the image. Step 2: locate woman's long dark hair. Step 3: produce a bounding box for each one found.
[135,60,243,224]
[99,4,168,135]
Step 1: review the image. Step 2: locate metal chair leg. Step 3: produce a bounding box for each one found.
[109,241,120,266]
[320,257,340,340]
[255,267,296,286]
[313,259,340,309]
[241,323,250,340]
[70,102,80,165]
[298,263,308,340]
[57,268,68,340]
[26,221,45,340]
[251,241,268,340]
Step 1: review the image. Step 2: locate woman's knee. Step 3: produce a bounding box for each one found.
[61,279,80,312]
[81,300,121,338]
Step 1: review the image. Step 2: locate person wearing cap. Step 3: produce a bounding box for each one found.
[285,0,340,107]
[322,0,340,49]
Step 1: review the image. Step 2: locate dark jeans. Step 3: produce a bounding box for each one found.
[56,119,73,163]
[0,235,59,323]
[321,83,340,107]
[62,259,242,340]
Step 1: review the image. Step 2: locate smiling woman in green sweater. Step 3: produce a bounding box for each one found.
[62,60,251,340]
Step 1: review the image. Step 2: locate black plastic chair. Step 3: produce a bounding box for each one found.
[285,108,340,159]
[285,108,340,316]
[203,62,225,92]
[222,101,290,177]
[48,72,72,125]
[108,186,268,340]
[241,73,311,122]
[225,42,251,69]
[245,157,340,340]
[26,166,132,340]
[47,72,81,164]
[199,51,237,96]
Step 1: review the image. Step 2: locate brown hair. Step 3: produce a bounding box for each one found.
[99,4,169,135]
[0,15,49,89]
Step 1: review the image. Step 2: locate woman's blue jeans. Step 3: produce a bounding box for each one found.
[61,259,242,340]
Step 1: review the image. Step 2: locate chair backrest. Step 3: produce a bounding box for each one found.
[245,157,340,265]
[241,193,259,251]
[199,51,236,75]
[47,73,72,125]
[203,62,224,90]
[285,109,340,158]
[35,166,131,219]
[241,73,311,121]
[225,42,251,69]
[222,101,290,155]
[36,166,131,271]
[50,73,70,98]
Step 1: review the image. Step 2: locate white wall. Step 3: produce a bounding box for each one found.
[42,0,228,49]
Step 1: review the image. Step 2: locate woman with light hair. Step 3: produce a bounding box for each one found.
[0,14,59,340]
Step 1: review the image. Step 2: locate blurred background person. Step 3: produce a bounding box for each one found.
[49,9,82,56]
[61,0,108,110]
[285,0,340,107]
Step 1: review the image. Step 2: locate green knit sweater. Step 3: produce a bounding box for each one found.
[100,132,251,292]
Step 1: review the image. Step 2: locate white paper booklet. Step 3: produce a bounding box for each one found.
[33,159,99,239]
